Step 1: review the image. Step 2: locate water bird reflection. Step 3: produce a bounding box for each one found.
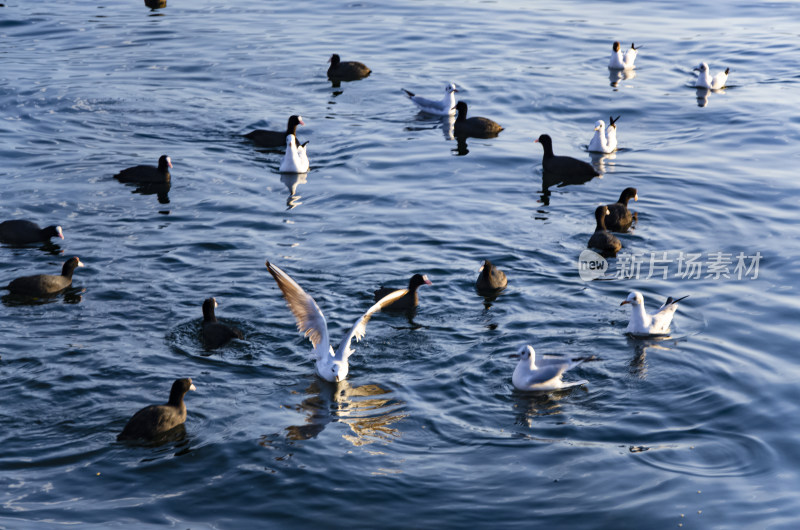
[2,287,83,306]
[540,167,602,205]
[626,336,680,379]
[512,386,584,429]
[285,380,406,447]
[145,0,167,9]
[589,151,616,175]
[609,68,635,88]
[132,182,171,204]
[694,87,726,108]
[280,172,307,210]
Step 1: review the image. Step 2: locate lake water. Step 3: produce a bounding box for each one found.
[2,0,800,528]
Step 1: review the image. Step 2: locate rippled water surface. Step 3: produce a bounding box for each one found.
[2,0,800,528]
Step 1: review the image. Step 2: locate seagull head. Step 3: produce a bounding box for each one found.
[515,344,536,361]
[594,120,605,131]
[620,291,643,306]
[330,361,348,383]
[446,82,459,94]
[693,62,709,73]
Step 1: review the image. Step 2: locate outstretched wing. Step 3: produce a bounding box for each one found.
[335,288,408,360]
[266,261,329,354]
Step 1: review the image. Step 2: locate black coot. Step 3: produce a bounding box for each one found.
[453,101,503,139]
[202,297,243,349]
[605,187,638,232]
[117,378,196,441]
[4,256,84,296]
[327,54,371,81]
[244,115,305,148]
[475,259,508,294]
[114,155,171,183]
[535,134,599,180]
[0,220,63,244]
[588,206,622,257]
[373,274,432,311]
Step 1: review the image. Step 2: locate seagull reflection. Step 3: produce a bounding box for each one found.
[589,151,617,175]
[441,114,456,140]
[280,172,307,210]
[512,388,581,429]
[285,379,407,446]
[403,114,455,141]
[609,68,635,88]
[626,336,676,378]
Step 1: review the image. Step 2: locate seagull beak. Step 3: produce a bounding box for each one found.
[620,300,629,306]
[509,353,520,359]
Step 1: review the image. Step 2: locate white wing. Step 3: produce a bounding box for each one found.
[711,69,728,89]
[650,296,687,334]
[623,47,637,68]
[335,288,408,360]
[266,261,330,358]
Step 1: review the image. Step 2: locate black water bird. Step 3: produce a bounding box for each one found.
[202,297,243,349]
[588,206,622,257]
[117,378,196,441]
[327,54,371,82]
[535,134,599,180]
[114,155,172,184]
[373,274,433,311]
[3,256,84,296]
[453,101,503,139]
[605,187,638,232]
[475,260,508,294]
[244,115,305,148]
[0,220,63,244]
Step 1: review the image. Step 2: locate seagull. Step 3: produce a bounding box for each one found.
[279,134,309,173]
[402,82,459,116]
[266,261,407,382]
[512,345,588,392]
[693,62,729,89]
[620,291,689,337]
[608,41,639,70]
[588,116,620,153]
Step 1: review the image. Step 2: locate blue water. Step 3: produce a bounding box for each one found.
[2,0,800,528]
